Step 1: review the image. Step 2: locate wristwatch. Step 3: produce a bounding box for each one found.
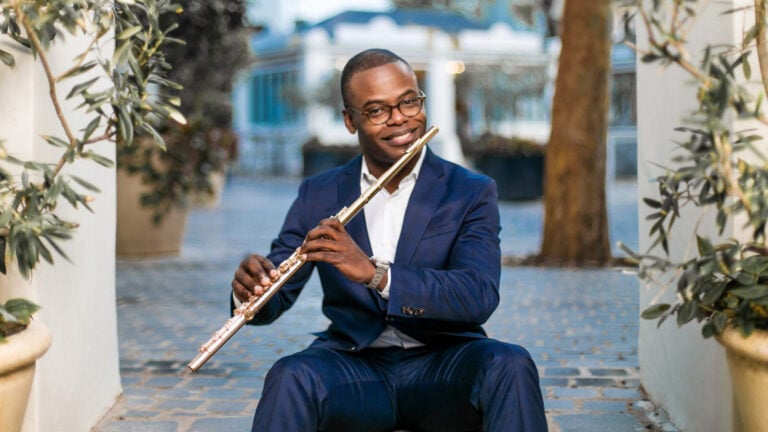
[364,256,390,289]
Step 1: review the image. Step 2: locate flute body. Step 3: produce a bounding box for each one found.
[187,126,439,372]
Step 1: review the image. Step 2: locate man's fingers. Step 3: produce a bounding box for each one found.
[232,279,253,303]
[233,254,280,302]
[242,255,276,285]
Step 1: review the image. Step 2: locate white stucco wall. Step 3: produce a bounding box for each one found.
[0,28,120,432]
[636,1,760,430]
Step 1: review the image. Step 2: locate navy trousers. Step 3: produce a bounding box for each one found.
[251,338,548,432]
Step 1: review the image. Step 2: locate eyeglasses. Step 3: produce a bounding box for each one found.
[345,91,426,125]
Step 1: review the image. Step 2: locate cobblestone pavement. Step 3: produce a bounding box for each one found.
[93,177,679,432]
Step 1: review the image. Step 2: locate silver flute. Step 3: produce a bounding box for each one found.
[187,126,439,372]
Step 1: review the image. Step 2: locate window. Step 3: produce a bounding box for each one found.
[249,69,302,126]
[610,72,636,127]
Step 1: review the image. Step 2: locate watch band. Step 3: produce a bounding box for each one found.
[364,256,390,289]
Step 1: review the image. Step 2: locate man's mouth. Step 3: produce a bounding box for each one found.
[385,129,416,147]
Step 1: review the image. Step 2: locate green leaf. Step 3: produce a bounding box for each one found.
[69,175,100,192]
[3,298,41,324]
[41,135,70,148]
[697,235,714,256]
[702,322,716,338]
[701,280,727,304]
[643,198,662,209]
[82,116,101,143]
[677,300,699,325]
[81,150,114,167]
[112,40,132,68]
[729,285,768,299]
[117,25,143,40]
[740,255,768,274]
[57,61,97,82]
[641,303,671,320]
[711,311,728,334]
[66,77,99,100]
[0,49,15,67]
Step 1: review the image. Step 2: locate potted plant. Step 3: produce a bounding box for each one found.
[0,1,181,429]
[0,299,46,432]
[115,0,250,256]
[621,1,768,430]
[466,132,546,201]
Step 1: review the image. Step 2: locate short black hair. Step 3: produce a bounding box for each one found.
[340,48,414,106]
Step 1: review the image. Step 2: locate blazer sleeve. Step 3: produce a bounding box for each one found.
[243,179,316,325]
[386,177,501,329]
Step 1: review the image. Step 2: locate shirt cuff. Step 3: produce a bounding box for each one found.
[232,292,243,307]
[376,268,392,300]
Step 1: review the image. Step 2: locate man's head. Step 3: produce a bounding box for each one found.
[340,49,411,106]
[340,49,427,177]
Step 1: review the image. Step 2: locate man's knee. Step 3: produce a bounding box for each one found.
[264,351,328,396]
[476,340,538,380]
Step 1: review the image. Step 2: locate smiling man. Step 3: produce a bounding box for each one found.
[232,48,547,432]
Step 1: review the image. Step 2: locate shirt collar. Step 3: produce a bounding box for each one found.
[361,147,427,187]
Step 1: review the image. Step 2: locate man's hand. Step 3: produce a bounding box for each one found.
[300,218,376,284]
[232,254,278,302]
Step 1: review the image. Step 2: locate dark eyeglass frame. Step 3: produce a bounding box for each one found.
[345,90,427,125]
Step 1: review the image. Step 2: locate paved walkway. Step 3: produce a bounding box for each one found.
[93,176,679,432]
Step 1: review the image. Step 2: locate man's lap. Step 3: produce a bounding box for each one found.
[259,338,536,431]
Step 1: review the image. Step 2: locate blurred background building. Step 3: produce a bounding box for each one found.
[233,0,636,181]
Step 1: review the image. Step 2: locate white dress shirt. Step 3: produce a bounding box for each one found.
[363,150,426,349]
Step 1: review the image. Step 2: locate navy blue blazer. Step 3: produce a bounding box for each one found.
[246,148,502,351]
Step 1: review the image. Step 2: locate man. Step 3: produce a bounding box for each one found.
[232,48,547,432]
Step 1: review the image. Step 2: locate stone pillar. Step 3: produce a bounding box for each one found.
[426,33,465,166]
[0,28,120,432]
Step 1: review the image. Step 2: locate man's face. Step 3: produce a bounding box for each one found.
[343,62,427,175]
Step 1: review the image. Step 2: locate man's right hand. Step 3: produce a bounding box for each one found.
[232,254,279,303]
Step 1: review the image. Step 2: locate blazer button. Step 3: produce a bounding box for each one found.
[350,346,357,351]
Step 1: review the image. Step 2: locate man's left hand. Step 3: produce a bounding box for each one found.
[299,218,376,284]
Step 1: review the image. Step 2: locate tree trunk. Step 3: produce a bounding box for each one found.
[538,0,612,266]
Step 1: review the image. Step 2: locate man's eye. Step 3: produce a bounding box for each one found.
[367,107,386,116]
[401,99,416,106]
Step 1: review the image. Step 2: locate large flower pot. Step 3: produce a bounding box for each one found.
[116,170,189,258]
[716,327,768,432]
[0,321,52,432]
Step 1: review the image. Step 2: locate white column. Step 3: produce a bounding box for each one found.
[426,34,465,166]
[0,29,120,432]
[636,1,751,430]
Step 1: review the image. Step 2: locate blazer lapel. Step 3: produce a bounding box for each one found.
[395,149,446,264]
[338,156,374,256]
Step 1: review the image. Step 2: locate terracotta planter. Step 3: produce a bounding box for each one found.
[0,321,52,432]
[716,327,768,432]
[116,170,189,258]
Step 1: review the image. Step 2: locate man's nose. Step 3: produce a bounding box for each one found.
[387,105,408,125]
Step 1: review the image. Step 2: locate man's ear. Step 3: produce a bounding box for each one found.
[343,110,356,134]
